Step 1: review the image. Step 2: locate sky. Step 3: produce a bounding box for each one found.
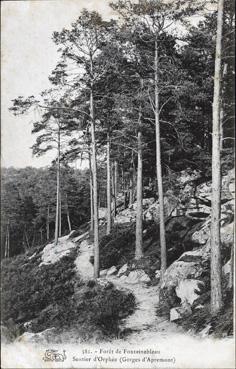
[1,0,214,169]
[1,0,114,168]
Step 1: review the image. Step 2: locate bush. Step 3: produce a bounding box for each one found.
[81,284,135,337]
[2,244,136,342]
[99,225,135,269]
[1,249,77,328]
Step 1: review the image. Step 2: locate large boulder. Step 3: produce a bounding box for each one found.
[159,242,209,317]
[106,266,117,276]
[175,279,204,306]
[117,264,128,276]
[144,193,178,222]
[124,270,151,284]
[16,328,57,344]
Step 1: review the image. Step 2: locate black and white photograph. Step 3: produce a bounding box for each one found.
[1,0,235,368]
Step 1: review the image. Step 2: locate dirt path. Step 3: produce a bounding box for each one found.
[74,236,182,342]
[74,237,94,280]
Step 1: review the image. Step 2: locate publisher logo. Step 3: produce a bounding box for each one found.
[42,349,67,362]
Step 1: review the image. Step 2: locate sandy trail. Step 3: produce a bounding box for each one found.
[74,237,182,342]
[74,236,94,280]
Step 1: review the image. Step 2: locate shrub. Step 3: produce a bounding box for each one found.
[1,249,77,327]
[2,244,136,342]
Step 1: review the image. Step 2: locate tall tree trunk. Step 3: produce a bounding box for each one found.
[7,223,10,258]
[40,229,43,244]
[5,221,10,258]
[135,101,143,259]
[89,150,94,232]
[24,227,30,249]
[55,126,60,245]
[210,0,224,315]
[90,63,99,278]
[66,194,72,233]
[59,190,62,237]
[46,206,50,240]
[106,131,112,235]
[229,245,233,289]
[155,39,167,276]
[114,160,118,216]
[132,153,136,202]
[129,175,133,206]
[121,164,124,195]
[5,225,8,258]
[32,229,36,248]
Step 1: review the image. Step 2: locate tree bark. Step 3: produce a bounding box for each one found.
[46,206,50,240]
[129,175,133,206]
[135,109,143,259]
[90,62,99,278]
[55,125,60,245]
[155,39,167,276]
[210,0,224,315]
[114,160,118,216]
[106,131,112,235]
[89,150,94,232]
[5,220,10,258]
[59,190,62,237]
[66,194,72,233]
[24,227,30,249]
[40,229,43,244]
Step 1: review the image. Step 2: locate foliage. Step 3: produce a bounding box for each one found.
[1,244,135,341]
[1,166,90,257]
[1,250,77,326]
[99,217,203,270]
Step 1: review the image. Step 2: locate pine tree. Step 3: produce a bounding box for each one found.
[210,0,225,315]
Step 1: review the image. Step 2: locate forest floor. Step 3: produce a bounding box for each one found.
[1,231,234,369]
[75,234,185,344]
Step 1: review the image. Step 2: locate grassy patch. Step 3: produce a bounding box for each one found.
[1,239,135,343]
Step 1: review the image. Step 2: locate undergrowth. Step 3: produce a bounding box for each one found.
[1,242,135,343]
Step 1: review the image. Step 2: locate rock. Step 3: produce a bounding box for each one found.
[16,328,57,344]
[161,260,203,290]
[175,279,204,306]
[222,260,231,275]
[23,321,34,331]
[97,279,112,288]
[28,252,37,260]
[1,325,15,343]
[170,307,181,321]
[155,270,161,279]
[100,269,108,277]
[192,220,211,245]
[199,324,212,338]
[117,264,128,276]
[221,222,234,246]
[170,305,191,322]
[143,198,155,208]
[195,181,212,202]
[114,210,134,224]
[140,273,151,283]
[126,270,150,284]
[177,170,201,185]
[195,304,204,310]
[119,275,127,282]
[144,209,154,221]
[99,208,107,219]
[106,266,117,276]
[144,194,178,222]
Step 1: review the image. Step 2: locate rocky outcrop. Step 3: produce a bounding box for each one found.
[159,211,234,321]
[114,194,178,224]
[16,328,57,344]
